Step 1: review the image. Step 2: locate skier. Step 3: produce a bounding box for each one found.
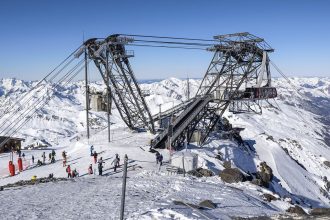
[62,151,67,167]
[115,154,120,167]
[90,145,94,156]
[155,152,160,164]
[112,156,119,172]
[158,154,163,166]
[48,153,52,161]
[51,149,56,157]
[66,165,72,178]
[22,153,25,160]
[31,155,35,164]
[72,169,79,178]
[93,151,98,164]
[37,159,43,166]
[42,152,46,164]
[62,151,67,161]
[98,157,104,176]
[88,164,93,175]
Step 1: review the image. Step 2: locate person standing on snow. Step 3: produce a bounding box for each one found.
[112,156,119,172]
[62,151,67,167]
[88,164,93,175]
[62,151,67,161]
[42,152,46,164]
[155,152,160,164]
[48,153,52,161]
[115,154,120,167]
[93,151,98,164]
[32,155,35,164]
[158,154,163,166]
[51,149,56,157]
[90,145,94,156]
[98,157,104,176]
[72,169,79,178]
[66,165,72,178]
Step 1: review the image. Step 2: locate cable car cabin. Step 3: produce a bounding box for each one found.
[243,87,277,100]
[0,136,25,154]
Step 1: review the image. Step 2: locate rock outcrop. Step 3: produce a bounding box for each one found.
[219,168,246,183]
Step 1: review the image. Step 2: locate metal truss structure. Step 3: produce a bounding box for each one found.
[151,32,277,149]
[83,35,155,133]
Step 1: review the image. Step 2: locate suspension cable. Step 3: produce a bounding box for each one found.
[0,59,85,138]
[0,62,86,149]
[0,45,82,120]
[0,58,82,133]
[120,33,217,42]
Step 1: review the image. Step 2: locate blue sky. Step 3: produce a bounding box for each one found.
[0,0,329,80]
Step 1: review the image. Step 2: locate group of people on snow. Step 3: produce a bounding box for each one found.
[65,165,79,178]
[26,144,129,179]
[87,150,122,176]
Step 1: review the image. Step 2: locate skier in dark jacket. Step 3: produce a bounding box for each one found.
[159,154,163,166]
[98,157,104,176]
[32,155,35,164]
[115,154,120,167]
[155,152,160,164]
[90,145,94,156]
[42,152,46,164]
[93,151,98,164]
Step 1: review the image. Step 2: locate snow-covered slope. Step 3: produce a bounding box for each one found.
[0,77,329,219]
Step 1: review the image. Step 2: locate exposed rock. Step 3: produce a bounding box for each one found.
[215,151,223,161]
[173,200,202,209]
[257,162,273,187]
[187,168,214,177]
[324,177,330,191]
[223,160,231,169]
[263,193,277,202]
[286,205,307,215]
[198,200,217,209]
[1,177,70,189]
[251,178,263,186]
[174,199,217,210]
[323,161,330,168]
[219,168,246,183]
[310,208,330,216]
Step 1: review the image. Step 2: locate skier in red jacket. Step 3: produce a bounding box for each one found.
[66,165,72,178]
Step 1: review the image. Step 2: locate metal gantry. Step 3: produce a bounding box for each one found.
[151,32,277,149]
[83,36,155,134]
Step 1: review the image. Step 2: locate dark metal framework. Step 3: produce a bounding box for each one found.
[151,32,277,149]
[83,36,155,133]
[78,32,276,150]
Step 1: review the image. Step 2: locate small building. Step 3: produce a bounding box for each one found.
[90,92,111,112]
[0,136,25,153]
[171,151,198,172]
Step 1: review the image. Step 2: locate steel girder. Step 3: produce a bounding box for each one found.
[84,37,155,133]
[153,34,269,149]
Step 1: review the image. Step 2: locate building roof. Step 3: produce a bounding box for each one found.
[0,136,25,143]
